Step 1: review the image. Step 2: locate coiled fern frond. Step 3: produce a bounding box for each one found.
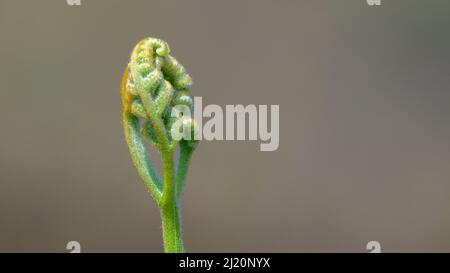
[121,37,198,252]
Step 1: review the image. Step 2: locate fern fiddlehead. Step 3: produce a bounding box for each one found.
[121,37,198,253]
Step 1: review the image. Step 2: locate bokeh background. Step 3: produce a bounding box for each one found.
[1,0,450,252]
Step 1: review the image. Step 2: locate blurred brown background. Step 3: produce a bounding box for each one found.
[0,0,450,252]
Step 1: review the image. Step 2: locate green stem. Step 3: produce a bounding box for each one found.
[160,149,184,252]
[160,202,184,253]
